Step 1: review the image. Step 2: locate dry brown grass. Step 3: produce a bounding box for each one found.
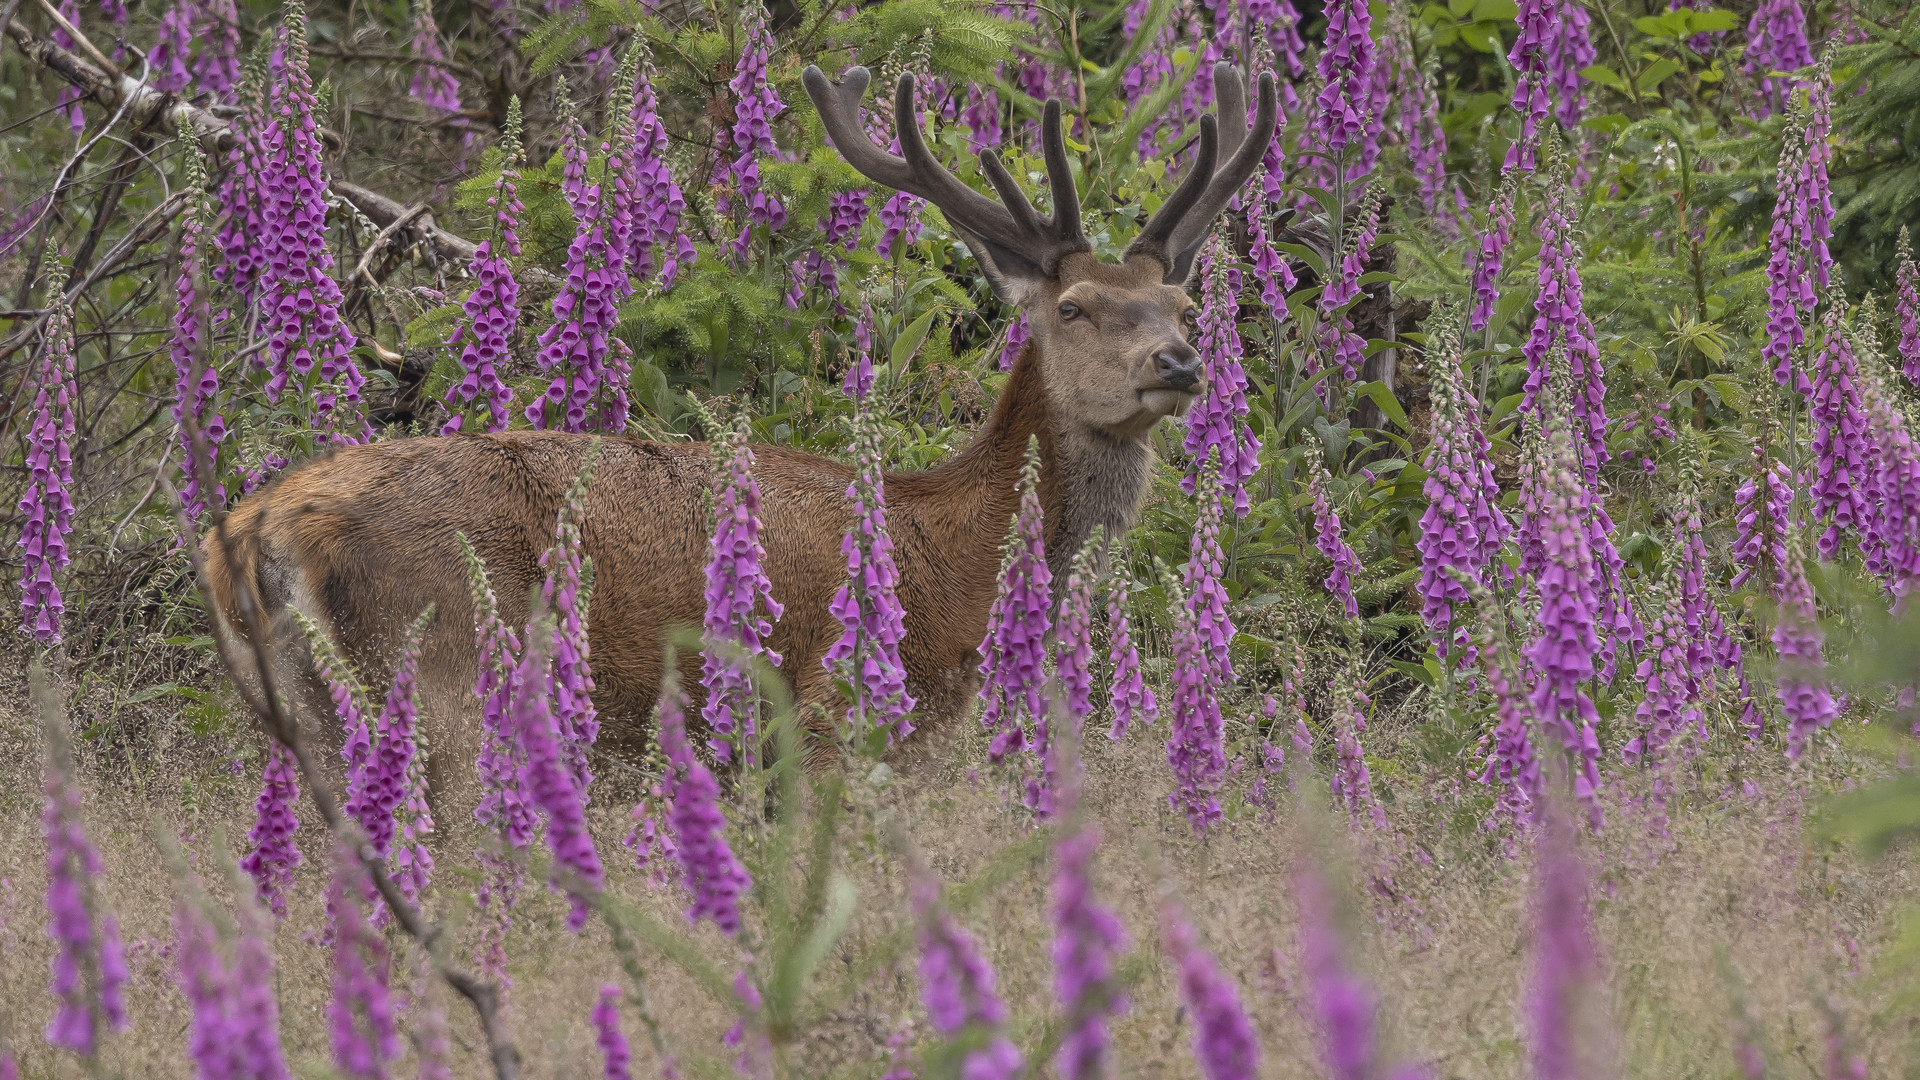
[0,647,1913,1080]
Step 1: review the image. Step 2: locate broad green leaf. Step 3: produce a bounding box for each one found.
[1637,58,1685,93]
[1580,64,1630,92]
[1355,381,1410,431]
[890,310,937,373]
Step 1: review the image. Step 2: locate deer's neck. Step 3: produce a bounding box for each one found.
[903,345,1154,587]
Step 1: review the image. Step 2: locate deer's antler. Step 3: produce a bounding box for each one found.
[803,65,1090,286]
[1125,64,1280,284]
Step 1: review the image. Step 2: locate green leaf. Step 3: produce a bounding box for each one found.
[1582,112,1631,134]
[890,310,937,374]
[1688,9,1738,31]
[1458,20,1500,51]
[1355,381,1410,431]
[1636,58,1685,93]
[1388,660,1437,686]
[1469,0,1517,18]
[1580,64,1630,93]
[1487,391,1525,427]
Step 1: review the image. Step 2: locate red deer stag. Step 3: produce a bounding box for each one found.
[204,63,1277,786]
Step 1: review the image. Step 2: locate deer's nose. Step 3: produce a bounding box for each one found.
[1153,345,1203,391]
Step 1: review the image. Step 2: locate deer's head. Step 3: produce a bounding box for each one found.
[804,63,1277,441]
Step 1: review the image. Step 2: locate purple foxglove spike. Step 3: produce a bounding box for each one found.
[359,610,434,885]
[1181,234,1261,515]
[1897,228,1920,383]
[1452,567,1544,837]
[628,45,692,288]
[1328,666,1385,828]
[1774,543,1839,759]
[1050,767,1128,1080]
[1762,70,1834,391]
[1417,315,1511,659]
[1624,587,1700,771]
[1744,0,1814,118]
[658,664,752,935]
[239,740,303,919]
[825,400,917,745]
[170,145,227,521]
[703,425,784,765]
[1106,564,1158,740]
[1303,0,1375,184]
[408,1,461,112]
[910,863,1022,1080]
[214,56,273,307]
[844,306,876,399]
[531,81,629,432]
[1160,900,1260,1080]
[1383,7,1448,211]
[1166,479,1229,834]
[41,695,129,1055]
[622,775,679,890]
[1310,463,1362,620]
[1317,185,1385,383]
[178,868,294,1080]
[1185,459,1237,683]
[461,535,532,977]
[20,263,79,645]
[997,311,1030,374]
[1525,811,1602,1079]
[1860,362,1920,603]
[1524,426,1608,828]
[595,984,634,1080]
[175,900,232,1076]
[257,4,368,442]
[725,0,787,249]
[1731,442,1795,592]
[1295,864,1404,1080]
[510,615,605,932]
[1807,298,1878,566]
[443,101,523,434]
[978,438,1052,769]
[1054,535,1104,733]
[327,847,399,1079]
[1467,173,1518,333]
[1519,163,1609,483]
[538,465,600,798]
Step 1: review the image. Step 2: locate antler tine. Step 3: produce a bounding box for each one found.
[1125,116,1220,261]
[1146,65,1281,284]
[1040,99,1082,244]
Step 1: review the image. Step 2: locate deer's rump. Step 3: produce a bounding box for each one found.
[202,431,882,786]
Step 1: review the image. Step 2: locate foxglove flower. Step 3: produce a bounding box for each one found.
[1467,172,1518,332]
[531,82,631,433]
[358,611,433,872]
[460,537,531,978]
[1418,313,1510,657]
[595,985,633,1080]
[1761,70,1833,392]
[622,774,678,890]
[509,618,604,932]
[1455,568,1544,836]
[1246,175,1296,319]
[1328,669,1384,828]
[1106,563,1158,739]
[537,466,599,797]
[1807,297,1876,564]
[1182,234,1261,515]
[960,82,1004,155]
[1186,459,1236,680]
[1525,814,1601,1080]
[1731,440,1794,591]
[291,613,379,852]
[175,867,294,1080]
[258,4,366,441]
[1625,586,1700,769]
[171,144,225,521]
[1668,454,1738,675]
[1295,866,1392,1080]
[442,99,523,434]
[1305,0,1376,182]
[704,424,784,764]
[659,666,751,935]
[724,0,787,254]
[1385,7,1447,211]
[1506,0,1590,168]
[1861,361,1920,604]
[1050,762,1128,1080]
[239,741,302,919]
[214,51,273,306]
[1774,542,1838,759]
[911,866,1022,1080]
[1160,901,1260,1080]
[1545,1,1596,129]
[150,0,241,97]
[407,1,461,113]
[978,438,1052,764]
[1526,428,1606,827]
[625,42,694,287]
[42,702,128,1054]
[1744,0,1814,118]
[1310,461,1362,619]
[1520,162,1608,481]
[1055,534,1104,730]
[825,398,915,745]
[20,262,79,645]
[1166,567,1228,834]
[327,847,398,1079]
[1898,228,1920,383]
[997,312,1029,374]
[1317,184,1384,382]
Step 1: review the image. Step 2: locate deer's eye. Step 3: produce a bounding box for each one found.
[1181,308,1199,331]
[1058,302,1081,321]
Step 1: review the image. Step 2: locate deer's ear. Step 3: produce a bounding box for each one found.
[955,224,1047,307]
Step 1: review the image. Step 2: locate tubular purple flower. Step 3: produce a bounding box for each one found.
[1807,297,1878,565]
[1328,669,1385,828]
[825,399,916,745]
[1186,459,1237,681]
[1318,185,1384,383]
[1294,865,1387,1080]
[1520,161,1608,481]
[174,882,294,1080]
[176,903,228,1071]
[40,687,128,1055]
[1467,172,1518,333]
[1774,543,1838,759]
[327,847,398,1080]
[1454,568,1544,836]
[1744,0,1814,118]
[19,262,78,645]
[1384,8,1448,211]
[1418,314,1510,657]
[1892,229,1920,384]
[1525,427,1606,828]
[1761,70,1833,392]
[595,984,634,1080]
[1546,2,1596,129]
[625,43,693,287]
[1624,587,1700,770]
[1055,534,1104,731]
[1165,561,1228,835]
[1507,0,1589,171]
[171,145,226,521]
[537,464,600,798]
[1731,440,1794,591]
[1525,812,1602,1080]
[1246,182,1297,319]
[1160,900,1260,1080]
[442,99,523,435]
[978,438,1052,764]
[407,1,461,113]
[910,865,1022,1080]
[658,665,752,935]
[725,0,787,251]
[1310,462,1362,620]
[461,536,532,976]
[354,610,434,884]
[704,424,784,764]
[511,607,605,931]
[258,4,366,441]
[1106,563,1158,740]
[214,51,272,306]
[1049,730,1128,1080]
[961,83,1004,155]
[151,0,241,96]
[1860,359,1920,605]
[1182,234,1261,514]
[622,775,678,890]
[1306,0,1375,178]
[531,82,630,433]
[240,741,303,919]
[997,312,1030,374]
